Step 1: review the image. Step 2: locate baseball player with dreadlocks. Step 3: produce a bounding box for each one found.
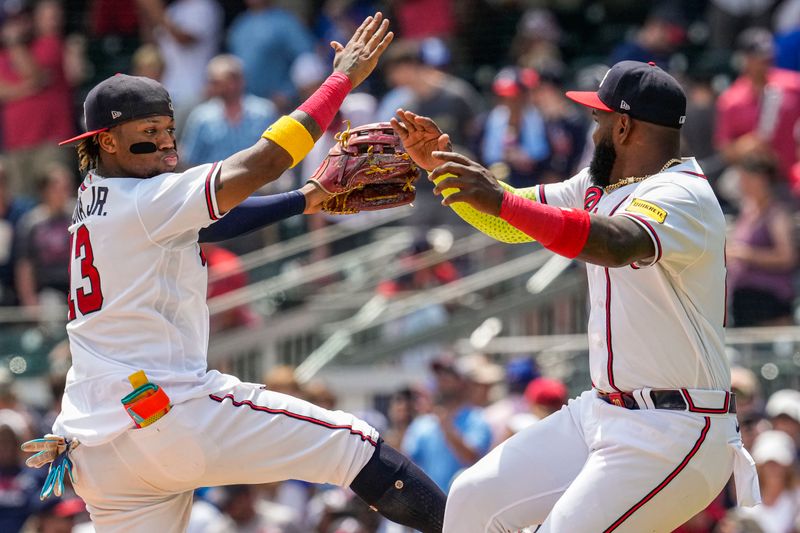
[393,61,761,532]
[20,13,447,533]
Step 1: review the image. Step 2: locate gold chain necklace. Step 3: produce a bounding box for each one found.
[603,158,684,193]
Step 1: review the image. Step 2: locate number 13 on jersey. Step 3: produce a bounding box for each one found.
[68,224,104,320]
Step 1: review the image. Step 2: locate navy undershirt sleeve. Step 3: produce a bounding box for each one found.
[199,190,306,243]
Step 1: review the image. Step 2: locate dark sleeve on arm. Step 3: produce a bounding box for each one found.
[198,190,306,243]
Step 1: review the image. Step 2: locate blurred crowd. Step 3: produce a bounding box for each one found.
[0,349,607,532]
[0,0,799,328]
[0,0,797,531]
[1,350,800,533]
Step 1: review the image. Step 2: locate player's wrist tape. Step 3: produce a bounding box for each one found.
[499,190,591,258]
[262,116,315,168]
[297,71,352,133]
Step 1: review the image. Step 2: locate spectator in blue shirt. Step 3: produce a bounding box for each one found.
[181,54,278,167]
[227,0,314,108]
[481,67,550,188]
[608,6,685,67]
[402,356,492,492]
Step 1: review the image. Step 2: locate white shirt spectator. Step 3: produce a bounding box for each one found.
[155,0,223,107]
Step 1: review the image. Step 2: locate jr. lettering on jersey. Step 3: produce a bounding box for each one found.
[73,186,110,224]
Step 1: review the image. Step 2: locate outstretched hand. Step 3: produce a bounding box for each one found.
[391,109,452,172]
[430,152,506,216]
[332,12,394,88]
[299,182,327,214]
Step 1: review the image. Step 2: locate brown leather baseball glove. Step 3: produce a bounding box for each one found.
[307,122,420,214]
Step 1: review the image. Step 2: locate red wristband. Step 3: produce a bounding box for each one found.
[297,71,352,132]
[499,190,591,258]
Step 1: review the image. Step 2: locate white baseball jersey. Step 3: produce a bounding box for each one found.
[52,166,381,532]
[535,157,730,392]
[54,162,240,446]
[441,158,759,533]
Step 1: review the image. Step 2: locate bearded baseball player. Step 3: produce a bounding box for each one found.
[19,13,448,533]
[392,60,761,532]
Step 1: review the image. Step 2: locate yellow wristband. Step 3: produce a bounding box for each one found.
[262,115,314,168]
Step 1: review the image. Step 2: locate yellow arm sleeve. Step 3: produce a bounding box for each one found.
[432,173,537,243]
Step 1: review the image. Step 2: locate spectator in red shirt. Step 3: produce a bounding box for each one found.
[391,0,456,40]
[715,27,800,180]
[0,2,74,199]
[86,0,142,82]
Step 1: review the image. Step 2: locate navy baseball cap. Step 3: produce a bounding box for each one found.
[566,61,686,129]
[59,74,174,145]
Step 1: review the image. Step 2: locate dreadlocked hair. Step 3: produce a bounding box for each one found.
[76,137,100,174]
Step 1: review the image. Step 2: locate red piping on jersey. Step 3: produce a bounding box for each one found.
[79,173,92,192]
[680,389,730,414]
[603,417,711,532]
[538,184,547,204]
[204,162,220,221]
[618,213,663,264]
[609,195,630,215]
[723,240,728,328]
[603,195,630,393]
[679,170,707,179]
[209,393,378,447]
[604,267,620,392]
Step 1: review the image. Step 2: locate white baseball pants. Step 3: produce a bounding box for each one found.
[69,382,379,532]
[443,389,755,533]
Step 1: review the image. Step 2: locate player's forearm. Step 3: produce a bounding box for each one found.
[198,190,306,243]
[576,215,656,268]
[432,173,537,244]
[217,73,351,213]
[216,111,321,213]
[499,191,654,267]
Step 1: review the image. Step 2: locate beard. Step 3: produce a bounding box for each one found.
[589,134,617,188]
